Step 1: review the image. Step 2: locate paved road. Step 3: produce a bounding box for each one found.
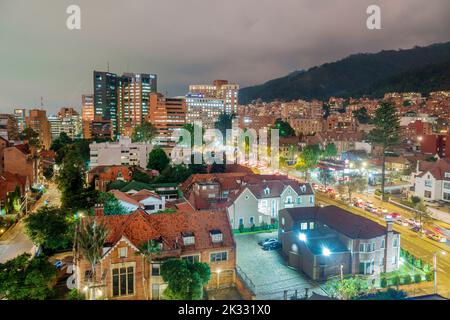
[235,232,326,300]
[0,182,61,263]
[316,192,450,298]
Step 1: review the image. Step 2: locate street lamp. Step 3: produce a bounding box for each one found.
[433,251,447,294]
[322,247,331,257]
[299,233,307,242]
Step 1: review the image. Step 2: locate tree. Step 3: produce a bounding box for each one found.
[322,143,337,159]
[324,278,369,300]
[160,259,211,300]
[367,102,400,201]
[76,219,109,300]
[20,127,41,148]
[414,202,432,233]
[0,253,56,300]
[24,206,73,250]
[295,144,321,180]
[353,107,371,124]
[56,149,86,211]
[318,168,335,188]
[98,192,129,215]
[135,240,161,300]
[132,122,157,143]
[275,118,295,137]
[43,166,54,180]
[147,148,170,172]
[214,113,234,137]
[50,132,73,153]
[343,176,368,201]
[132,170,152,184]
[357,288,407,300]
[155,164,193,184]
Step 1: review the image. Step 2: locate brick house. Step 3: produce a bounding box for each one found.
[0,136,10,173]
[74,207,236,300]
[3,144,37,186]
[87,165,133,192]
[0,171,28,205]
[278,205,400,281]
[109,189,166,214]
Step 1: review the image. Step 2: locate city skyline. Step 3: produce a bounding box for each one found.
[1,0,450,113]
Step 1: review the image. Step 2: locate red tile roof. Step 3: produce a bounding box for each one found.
[417,158,450,180]
[94,208,234,252]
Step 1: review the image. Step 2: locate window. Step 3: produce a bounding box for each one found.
[445,172,450,179]
[392,255,397,265]
[424,190,432,198]
[119,247,128,258]
[359,261,374,275]
[211,230,223,243]
[183,236,195,246]
[424,180,432,187]
[151,264,160,276]
[300,222,308,230]
[297,197,302,204]
[249,217,254,224]
[309,196,314,204]
[112,266,134,297]
[371,243,375,252]
[286,196,292,204]
[444,193,450,201]
[359,243,365,252]
[444,182,450,190]
[210,251,228,262]
[245,195,249,200]
[281,217,285,225]
[381,239,385,249]
[145,204,155,211]
[239,218,244,226]
[264,187,270,195]
[182,255,200,264]
[309,222,315,230]
[393,237,398,248]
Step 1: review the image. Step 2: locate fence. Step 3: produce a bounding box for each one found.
[236,265,256,295]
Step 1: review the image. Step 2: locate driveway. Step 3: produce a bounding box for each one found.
[235,232,326,300]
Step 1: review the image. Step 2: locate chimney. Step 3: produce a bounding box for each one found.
[386,220,393,232]
[94,204,104,217]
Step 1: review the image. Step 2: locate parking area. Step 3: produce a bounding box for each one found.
[235,232,326,300]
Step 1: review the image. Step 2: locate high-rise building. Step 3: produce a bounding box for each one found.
[94,71,118,136]
[0,114,19,141]
[187,80,239,128]
[13,108,27,133]
[148,93,186,150]
[82,94,95,139]
[49,108,82,140]
[25,109,51,149]
[118,73,157,135]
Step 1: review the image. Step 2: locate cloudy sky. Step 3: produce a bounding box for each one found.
[0,0,449,113]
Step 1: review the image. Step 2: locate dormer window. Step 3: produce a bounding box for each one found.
[182,232,195,246]
[264,187,270,195]
[210,230,223,243]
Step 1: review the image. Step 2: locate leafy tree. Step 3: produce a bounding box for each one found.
[322,143,337,159]
[76,219,109,300]
[43,166,54,180]
[275,118,295,137]
[324,278,369,300]
[367,102,400,201]
[132,122,157,143]
[19,127,40,148]
[147,147,170,172]
[98,192,129,215]
[160,259,211,300]
[357,288,407,300]
[353,107,371,124]
[318,168,335,188]
[295,144,321,180]
[155,164,193,184]
[56,150,86,211]
[135,240,161,300]
[0,253,56,300]
[24,206,73,250]
[50,132,73,153]
[132,170,152,184]
[67,288,85,300]
[214,113,234,137]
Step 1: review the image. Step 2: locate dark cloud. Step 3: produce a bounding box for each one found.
[0,0,449,113]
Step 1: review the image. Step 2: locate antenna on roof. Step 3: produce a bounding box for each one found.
[107,61,110,72]
[40,96,43,108]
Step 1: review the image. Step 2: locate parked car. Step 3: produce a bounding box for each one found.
[54,260,64,269]
[385,212,401,220]
[262,241,281,251]
[258,238,278,246]
[394,218,409,227]
[405,218,417,226]
[426,233,446,243]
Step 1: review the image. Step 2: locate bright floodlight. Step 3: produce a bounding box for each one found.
[322,247,331,256]
[299,233,307,242]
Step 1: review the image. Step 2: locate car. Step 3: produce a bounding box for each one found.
[385,212,401,220]
[394,218,409,226]
[54,260,64,269]
[262,241,281,251]
[405,218,417,226]
[410,226,421,233]
[258,238,278,246]
[426,233,446,243]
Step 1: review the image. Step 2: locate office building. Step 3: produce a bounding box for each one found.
[94,71,119,136]
[25,109,51,149]
[14,108,27,133]
[82,94,95,139]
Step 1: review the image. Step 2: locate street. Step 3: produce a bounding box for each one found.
[0,182,61,263]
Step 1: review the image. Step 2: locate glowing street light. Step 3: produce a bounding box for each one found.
[299,233,307,242]
[322,247,331,257]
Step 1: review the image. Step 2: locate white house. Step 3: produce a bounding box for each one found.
[227,180,315,229]
[110,189,165,214]
[412,158,450,202]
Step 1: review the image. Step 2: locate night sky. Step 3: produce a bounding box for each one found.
[1,0,449,113]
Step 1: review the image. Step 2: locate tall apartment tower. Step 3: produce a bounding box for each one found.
[148,93,186,151]
[82,94,95,139]
[118,73,157,136]
[14,108,27,133]
[93,71,118,136]
[25,109,52,149]
[187,80,239,128]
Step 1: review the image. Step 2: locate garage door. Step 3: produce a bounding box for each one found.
[208,270,235,289]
